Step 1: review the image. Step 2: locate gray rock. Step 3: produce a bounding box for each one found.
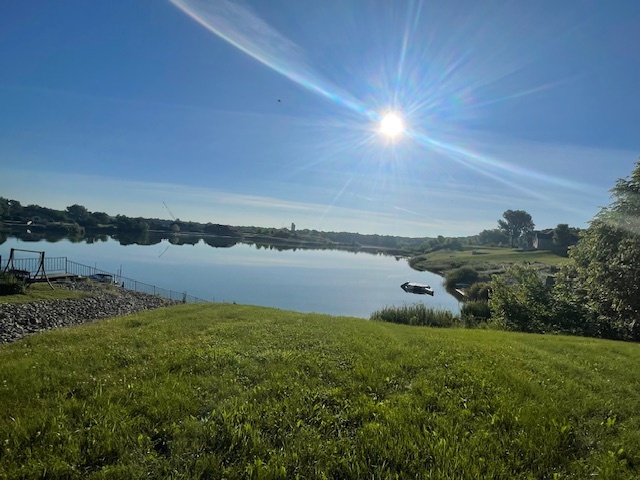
[0,282,179,344]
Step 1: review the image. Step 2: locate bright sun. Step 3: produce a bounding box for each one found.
[379,112,405,139]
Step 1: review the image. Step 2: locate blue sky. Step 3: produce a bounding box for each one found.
[2,0,639,237]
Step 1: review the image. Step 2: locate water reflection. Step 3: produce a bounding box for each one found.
[3,228,414,258]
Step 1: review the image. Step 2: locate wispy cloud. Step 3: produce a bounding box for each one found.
[169,0,366,115]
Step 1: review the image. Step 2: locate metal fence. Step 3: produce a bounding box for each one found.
[1,255,209,304]
[1,255,67,276]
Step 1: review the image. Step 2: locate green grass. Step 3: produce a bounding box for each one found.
[410,246,568,276]
[1,303,639,479]
[0,282,90,304]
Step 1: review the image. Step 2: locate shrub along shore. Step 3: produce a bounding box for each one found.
[1,302,639,479]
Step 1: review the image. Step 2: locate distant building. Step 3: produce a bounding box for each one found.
[291,222,296,232]
[533,229,555,250]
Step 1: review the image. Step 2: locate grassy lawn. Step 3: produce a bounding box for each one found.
[1,303,639,479]
[0,282,90,304]
[410,246,569,276]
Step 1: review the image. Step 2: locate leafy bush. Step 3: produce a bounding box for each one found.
[552,263,627,340]
[490,262,637,341]
[465,282,490,301]
[370,303,458,328]
[445,267,479,289]
[0,272,26,295]
[489,264,553,333]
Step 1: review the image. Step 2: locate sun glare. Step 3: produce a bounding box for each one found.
[379,112,405,139]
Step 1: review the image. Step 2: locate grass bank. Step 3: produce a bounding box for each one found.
[1,303,639,479]
[0,282,91,304]
[410,246,568,277]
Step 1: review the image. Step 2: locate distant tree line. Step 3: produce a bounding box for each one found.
[1,196,582,257]
[237,226,431,253]
[1,198,439,251]
[0,199,240,239]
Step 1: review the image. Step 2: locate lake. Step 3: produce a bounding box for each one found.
[1,236,461,318]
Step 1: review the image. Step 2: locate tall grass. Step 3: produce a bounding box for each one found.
[1,304,639,478]
[370,303,458,327]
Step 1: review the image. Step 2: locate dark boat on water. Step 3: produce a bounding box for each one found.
[400,281,434,296]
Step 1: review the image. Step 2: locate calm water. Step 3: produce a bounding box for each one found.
[1,237,460,318]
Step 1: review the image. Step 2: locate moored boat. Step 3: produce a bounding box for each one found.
[400,281,434,295]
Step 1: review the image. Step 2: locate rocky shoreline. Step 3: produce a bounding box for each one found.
[0,282,179,344]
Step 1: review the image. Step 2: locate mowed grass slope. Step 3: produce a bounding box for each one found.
[0,283,90,304]
[1,304,639,479]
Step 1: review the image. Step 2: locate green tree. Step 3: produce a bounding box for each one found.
[91,211,111,225]
[565,161,640,340]
[477,228,509,246]
[115,215,149,233]
[0,197,9,218]
[6,199,23,219]
[66,204,90,223]
[551,223,578,256]
[37,206,69,223]
[444,237,462,251]
[498,210,535,247]
[552,223,572,246]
